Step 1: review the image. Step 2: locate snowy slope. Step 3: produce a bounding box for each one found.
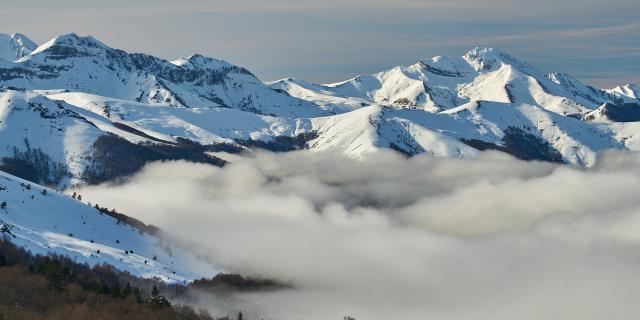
[0,33,37,61]
[305,102,620,166]
[0,170,218,283]
[0,88,107,187]
[12,88,626,168]
[0,33,329,118]
[0,88,227,188]
[42,91,308,146]
[270,47,638,117]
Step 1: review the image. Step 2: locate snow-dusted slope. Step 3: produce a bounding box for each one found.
[0,88,226,187]
[42,90,614,166]
[0,33,37,61]
[0,33,328,118]
[16,88,625,167]
[42,91,307,146]
[305,102,620,166]
[0,89,107,186]
[0,170,218,283]
[270,47,638,117]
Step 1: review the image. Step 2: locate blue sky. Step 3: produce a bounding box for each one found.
[1,0,638,87]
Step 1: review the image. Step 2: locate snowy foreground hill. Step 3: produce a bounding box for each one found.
[0,32,639,281]
[0,169,218,283]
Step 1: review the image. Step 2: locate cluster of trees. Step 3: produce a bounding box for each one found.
[0,140,69,186]
[91,202,160,235]
[0,238,215,319]
[81,134,224,185]
[0,236,353,320]
[237,131,318,152]
[190,273,289,292]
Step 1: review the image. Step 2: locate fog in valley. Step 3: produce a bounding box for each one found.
[74,150,640,320]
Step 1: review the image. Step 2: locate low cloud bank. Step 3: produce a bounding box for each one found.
[74,150,640,320]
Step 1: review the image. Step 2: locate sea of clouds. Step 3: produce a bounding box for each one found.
[74,150,640,320]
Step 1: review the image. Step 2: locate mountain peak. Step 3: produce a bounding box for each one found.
[30,33,108,57]
[0,32,37,61]
[10,33,37,50]
[171,53,233,70]
[610,83,640,99]
[463,46,536,74]
[465,46,503,57]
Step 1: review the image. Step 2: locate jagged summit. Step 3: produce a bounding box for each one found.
[609,83,640,100]
[0,32,38,61]
[0,32,329,117]
[171,53,239,72]
[463,46,538,74]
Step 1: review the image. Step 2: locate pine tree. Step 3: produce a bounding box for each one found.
[123,282,132,298]
[149,284,171,308]
[134,287,143,304]
[237,311,244,320]
[111,282,122,298]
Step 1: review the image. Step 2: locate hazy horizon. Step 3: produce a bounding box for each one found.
[1,0,638,88]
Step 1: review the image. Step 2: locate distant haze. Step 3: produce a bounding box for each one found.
[2,0,637,87]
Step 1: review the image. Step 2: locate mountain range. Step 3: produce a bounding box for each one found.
[0,32,639,281]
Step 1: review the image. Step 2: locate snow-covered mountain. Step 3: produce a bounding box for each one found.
[0,33,329,118]
[270,47,637,116]
[0,169,218,283]
[1,33,639,185]
[0,33,37,61]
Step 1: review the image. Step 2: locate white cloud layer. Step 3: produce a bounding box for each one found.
[74,150,640,320]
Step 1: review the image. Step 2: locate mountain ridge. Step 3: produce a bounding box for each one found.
[0,33,639,183]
